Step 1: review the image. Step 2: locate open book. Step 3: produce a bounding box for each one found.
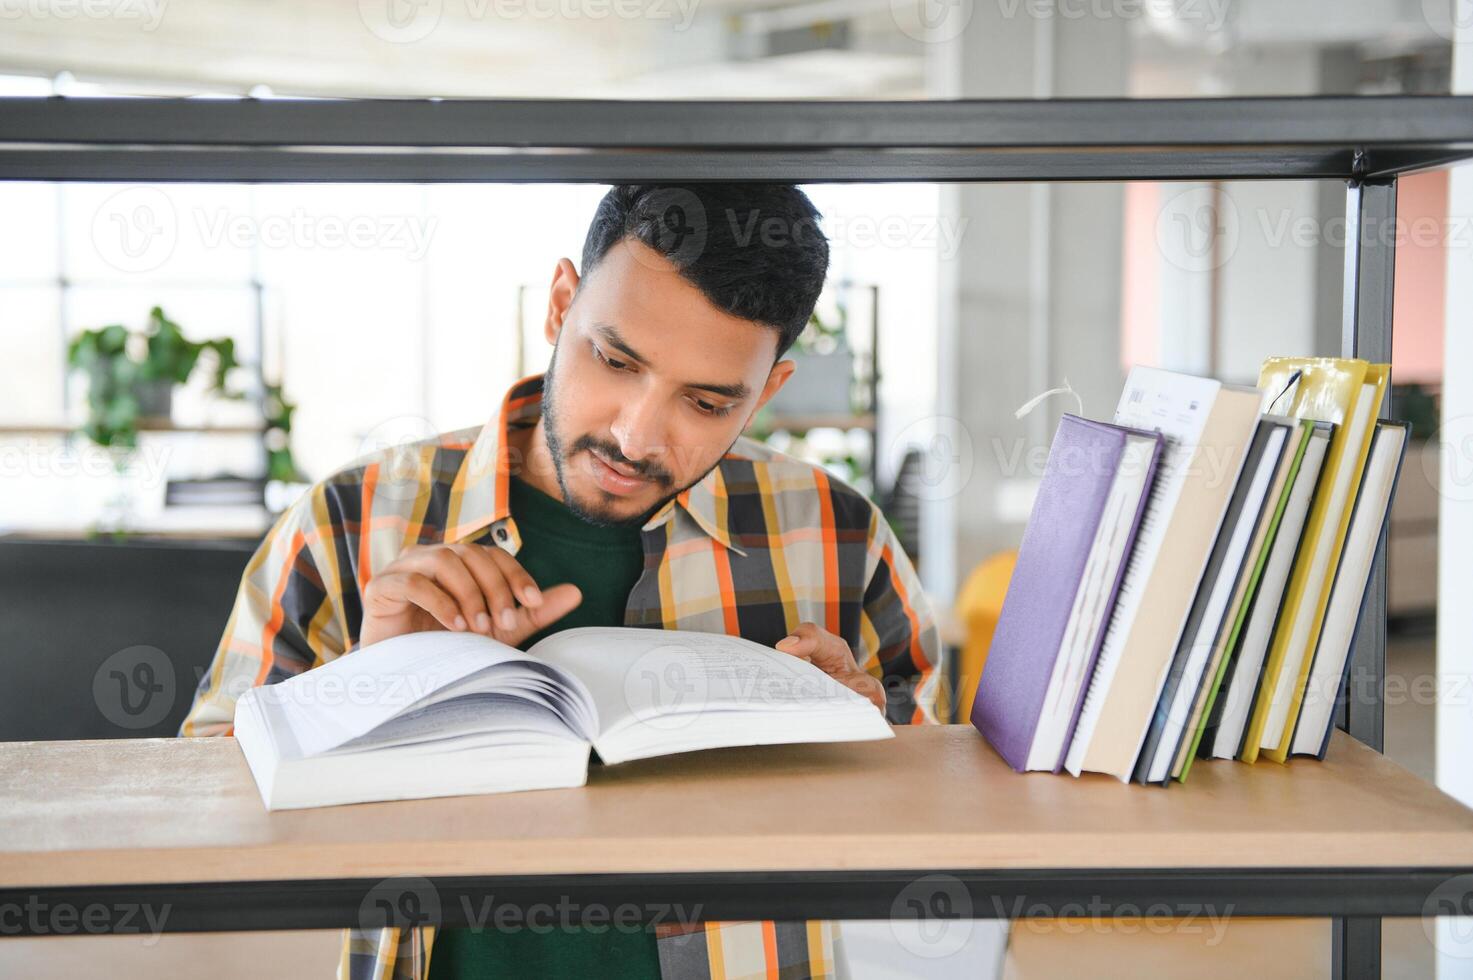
[234,626,894,809]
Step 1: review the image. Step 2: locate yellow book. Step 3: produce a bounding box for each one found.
[1241,358,1388,764]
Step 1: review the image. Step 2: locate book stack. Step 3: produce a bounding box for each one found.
[971,358,1410,785]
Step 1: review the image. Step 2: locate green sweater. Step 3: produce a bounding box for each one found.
[427,475,660,980]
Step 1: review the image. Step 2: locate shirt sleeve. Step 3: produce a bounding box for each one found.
[179,483,353,738]
[856,503,943,726]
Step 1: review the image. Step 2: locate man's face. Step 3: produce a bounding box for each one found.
[538,238,794,527]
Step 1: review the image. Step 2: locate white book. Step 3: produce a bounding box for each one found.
[1290,422,1409,757]
[1064,367,1261,780]
[1209,424,1332,759]
[1143,419,1289,784]
[1259,382,1381,752]
[234,626,893,810]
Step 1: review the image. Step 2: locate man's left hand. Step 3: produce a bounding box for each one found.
[775,622,887,716]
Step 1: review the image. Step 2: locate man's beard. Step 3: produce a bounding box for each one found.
[540,344,731,528]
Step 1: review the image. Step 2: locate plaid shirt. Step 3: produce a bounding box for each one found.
[182,373,941,980]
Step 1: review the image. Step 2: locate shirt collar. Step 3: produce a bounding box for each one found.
[444,373,745,555]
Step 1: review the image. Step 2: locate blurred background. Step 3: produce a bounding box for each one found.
[1,0,1470,976]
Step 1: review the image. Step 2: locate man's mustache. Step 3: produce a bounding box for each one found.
[569,435,674,487]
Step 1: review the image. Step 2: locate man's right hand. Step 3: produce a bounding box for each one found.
[358,543,582,649]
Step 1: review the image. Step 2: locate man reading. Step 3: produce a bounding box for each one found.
[182,182,941,979]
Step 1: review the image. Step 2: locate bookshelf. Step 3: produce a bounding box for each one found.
[1,93,1470,980]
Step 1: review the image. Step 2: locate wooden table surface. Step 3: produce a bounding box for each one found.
[4,726,1473,888]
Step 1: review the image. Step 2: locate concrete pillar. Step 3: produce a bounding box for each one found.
[925,4,1129,604]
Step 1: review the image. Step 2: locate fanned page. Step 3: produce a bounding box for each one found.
[1063,368,1223,777]
[233,630,602,809]
[528,626,894,765]
[242,629,593,759]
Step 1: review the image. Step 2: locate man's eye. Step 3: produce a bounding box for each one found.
[593,345,627,371]
[693,398,733,418]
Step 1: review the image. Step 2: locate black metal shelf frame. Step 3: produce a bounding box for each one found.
[4,93,1472,980]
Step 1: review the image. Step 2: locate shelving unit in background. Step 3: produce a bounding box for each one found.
[1,94,1471,980]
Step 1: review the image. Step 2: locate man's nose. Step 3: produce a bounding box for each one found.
[610,395,668,463]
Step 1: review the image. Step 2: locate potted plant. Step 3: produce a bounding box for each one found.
[764,302,856,418]
[66,305,242,449]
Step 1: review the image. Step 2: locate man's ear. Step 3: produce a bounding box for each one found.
[747,358,797,425]
[543,258,580,345]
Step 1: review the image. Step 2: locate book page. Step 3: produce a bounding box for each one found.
[529,626,872,737]
[247,630,556,758]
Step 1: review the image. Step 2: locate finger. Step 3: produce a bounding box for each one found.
[777,623,856,672]
[424,549,492,634]
[836,671,887,713]
[503,583,583,645]
[774,621,821,655]
[450,544,519,632]
[379,571,466,632]
[482,546,544,608]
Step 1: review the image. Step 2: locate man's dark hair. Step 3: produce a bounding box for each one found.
[579,183,830,359]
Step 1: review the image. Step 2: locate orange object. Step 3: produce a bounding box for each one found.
[947,550,1018,723]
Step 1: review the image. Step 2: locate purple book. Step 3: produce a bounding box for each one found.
[970,414,1163,773]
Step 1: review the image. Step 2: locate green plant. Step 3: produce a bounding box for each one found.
[794,300,849,355]
[66,305,241,449]
[262,381,305,483]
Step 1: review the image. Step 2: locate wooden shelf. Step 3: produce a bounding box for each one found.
[0,421,265,436]
[4,726,1472,889]
[759,413,875,432]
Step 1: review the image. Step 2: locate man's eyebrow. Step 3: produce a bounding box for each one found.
[594,323,751,401]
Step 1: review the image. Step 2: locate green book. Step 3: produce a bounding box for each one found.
[1176,417,1316,782]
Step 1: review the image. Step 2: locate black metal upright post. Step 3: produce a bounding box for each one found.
[1331,171,1398,980]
